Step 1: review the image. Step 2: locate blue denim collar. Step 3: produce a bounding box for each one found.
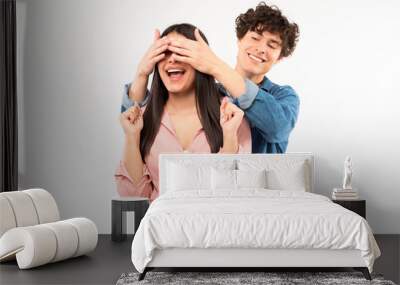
[258,76,273,92]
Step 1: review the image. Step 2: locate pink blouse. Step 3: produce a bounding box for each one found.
[115,108,252,202]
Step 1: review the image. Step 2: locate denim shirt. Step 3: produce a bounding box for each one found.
[121,76,299,153]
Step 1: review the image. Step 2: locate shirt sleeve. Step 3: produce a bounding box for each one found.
[236,79,300,142]
[114,160,155,200]
[235,79,260,109]
[121,83,151,113]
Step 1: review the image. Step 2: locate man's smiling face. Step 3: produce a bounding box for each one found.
[236,29,283,83]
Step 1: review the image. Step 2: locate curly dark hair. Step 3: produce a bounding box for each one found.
[235,2,299,58]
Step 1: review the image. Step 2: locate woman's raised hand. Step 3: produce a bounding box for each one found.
[136,29,171,78]
[120,103,144,139]
[220,97,244,136]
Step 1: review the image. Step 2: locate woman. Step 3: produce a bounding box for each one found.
[115,23,251,201]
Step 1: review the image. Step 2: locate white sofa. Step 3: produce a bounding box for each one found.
[0,188,98,269]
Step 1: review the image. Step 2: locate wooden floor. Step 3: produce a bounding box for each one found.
[0,234,398,285]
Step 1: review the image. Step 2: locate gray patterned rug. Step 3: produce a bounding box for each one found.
[116,271,396,285]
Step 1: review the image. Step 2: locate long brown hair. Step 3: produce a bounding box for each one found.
[140,23,223,161]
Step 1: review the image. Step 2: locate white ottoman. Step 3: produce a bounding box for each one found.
[0,189,98,269]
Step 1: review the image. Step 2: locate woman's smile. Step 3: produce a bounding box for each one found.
[165,66,187,82]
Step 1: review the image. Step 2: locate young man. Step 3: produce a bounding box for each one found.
[122,2,300,153]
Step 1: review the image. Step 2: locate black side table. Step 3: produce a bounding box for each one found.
[111,197,149,242]
[332,199,366,219]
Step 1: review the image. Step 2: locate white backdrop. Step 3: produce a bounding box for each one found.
[16,0,400,233]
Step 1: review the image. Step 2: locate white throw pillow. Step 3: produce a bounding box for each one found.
[238,159,310,192]
[211,168,236,190]
[266,162,308,191]
[166,158,236,192]
[236,169,267,189]
[167,162,211,191]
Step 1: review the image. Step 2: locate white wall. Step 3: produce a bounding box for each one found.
[16,0,400,234]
